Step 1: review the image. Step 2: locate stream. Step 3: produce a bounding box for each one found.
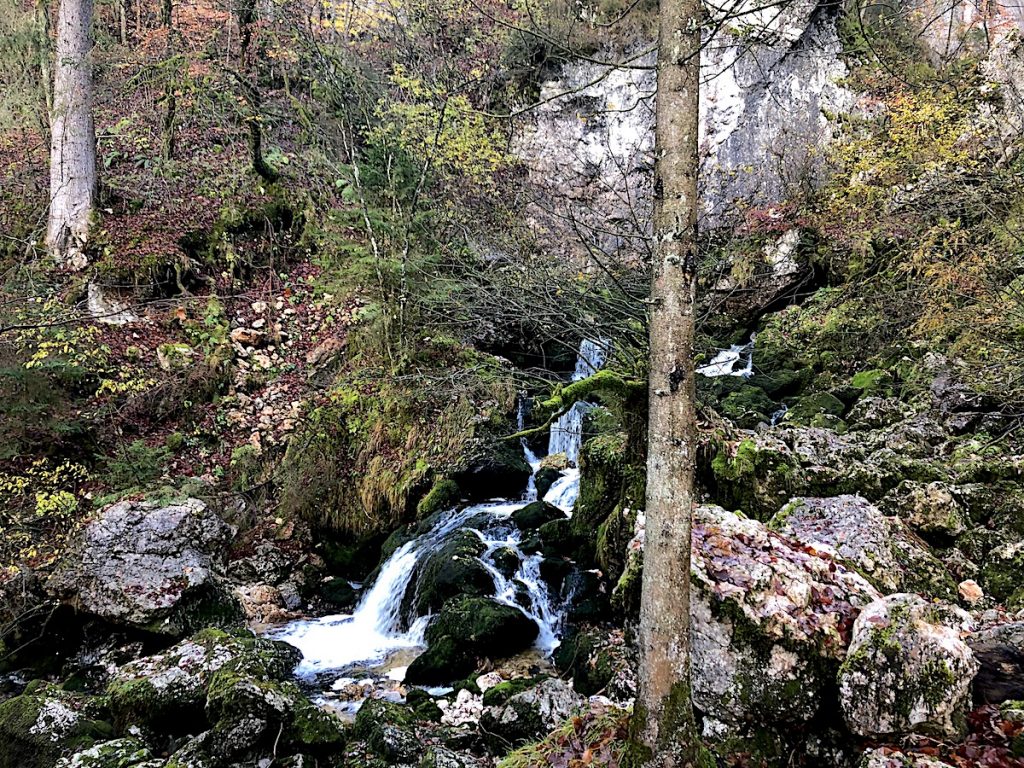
[269,340,607,714]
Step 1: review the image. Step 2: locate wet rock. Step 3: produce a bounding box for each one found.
[47,498,240,636]
[881,481,968,539]
[452,440,532,502]
[533,467,562,500]
[719,384,777,429]
[405,597,539,685]
[0,680,113,768]
[770,495,956,597]
[405,530,494,615]
[317,577,357,611]
[55,738,153,768]
[562,569,609,623]
[480,678,584,748]
[511,500,566,531]
[490,547,521,579]
[839,593,978,739]
[690,505,881,737]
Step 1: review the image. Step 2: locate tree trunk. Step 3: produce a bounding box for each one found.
[46,0,97,269]
[628,0,705,764]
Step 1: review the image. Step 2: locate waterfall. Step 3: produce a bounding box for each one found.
[572,338,609,381]
[547,401,593,467]
[272,504,493,677]
[696,334,755,378]
[270,340,609,686]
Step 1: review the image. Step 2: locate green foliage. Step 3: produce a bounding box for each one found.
[99,440,171,496]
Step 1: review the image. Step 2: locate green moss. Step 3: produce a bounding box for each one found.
[710,438,799,520]
[416,478,460,517]
[482,677,546,707]
[784,392,846,426]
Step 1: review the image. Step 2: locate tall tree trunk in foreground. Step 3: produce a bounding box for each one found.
[46,0,96,269]
[629,0,705,764]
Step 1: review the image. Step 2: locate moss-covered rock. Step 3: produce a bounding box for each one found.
[881,480,968,540]
[479,678,584,749]
[405,597,539,685]
[54,738,152,768]
[510,501,566,531]
[106,628,300,732]
[980,540,1024,608]
[318,576,357,610]
[839,594,978,739]
[536,518,581,558]
[533,467,562,500]
[709,435,800,520]
[0,681,114,768]
[783,391,846,426]
[417,478,462,518]
[353,698,418,762]
[404,530,493,615]
[719,385,777,428]
[553,628,634,698]
[453,439,532,502]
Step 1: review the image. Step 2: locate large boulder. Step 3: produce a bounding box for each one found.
[47,498,240,635]
[690,505,881,739]
[839,594,978,739]
[105,627,344,761]
[969,620,1024,705]
[881,481,969,540]
[511,500,566,531]
[55,738,153,768]
[403,529,494,616]
[452,440,531,502]
[770,495,956,597]
[0,681,114,768]
[405,597,539,684]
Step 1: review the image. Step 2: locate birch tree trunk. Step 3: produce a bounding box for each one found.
[46,0,96,269]
[629,0,705,764]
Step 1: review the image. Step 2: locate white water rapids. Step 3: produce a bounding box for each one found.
[696,334,755,378]
[271,339,607,687]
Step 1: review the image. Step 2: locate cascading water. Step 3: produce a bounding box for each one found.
[696,334,755,378]
[270,339,604,698]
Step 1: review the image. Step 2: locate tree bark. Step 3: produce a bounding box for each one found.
[46,0,96,269]
[629,0,705,764]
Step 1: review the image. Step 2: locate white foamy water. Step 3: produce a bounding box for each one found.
[697,335,755,378]
[271,340,602,683]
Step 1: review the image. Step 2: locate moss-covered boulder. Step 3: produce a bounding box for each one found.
[54,738,153,768]
[881,481,968,540]
[511,501,566,531]
[106,628,299,731]
[719,385,777,428]
[536,518,581,558]
[980,540,1024,609]
[0,681,114,768]
[404,530,493,615]
[405,597,539,684]
[770,495,956,597]
[690,505,881,741]
[783,391,846,426]
[479,678,584,749]
[847,396,913,430]
[318,577,357,610]
[709,435,800,519]
[839,594,978,739]
[353,698,418,763]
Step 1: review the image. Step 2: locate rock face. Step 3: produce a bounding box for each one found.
[839,594,979,739]
[770,495,955,596]
[690,505,881,737]
[47,498,240,635]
